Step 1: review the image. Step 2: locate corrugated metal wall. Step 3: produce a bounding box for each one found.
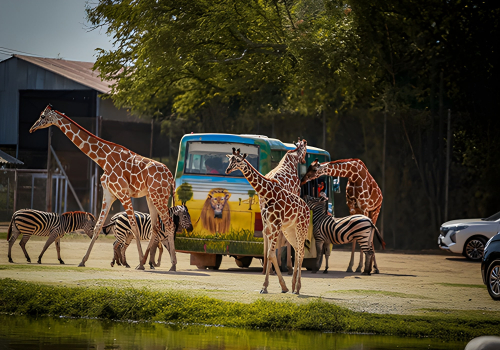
[0,57,89,146]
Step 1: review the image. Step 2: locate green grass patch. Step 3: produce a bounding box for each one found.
[0,232,7,240]
[326,289,430,299]
[0,278,498,341]
[437,283,485,289]
[0,264,108,273]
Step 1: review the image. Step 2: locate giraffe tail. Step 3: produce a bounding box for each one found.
[102,223,114,236]
[372,224,386,250]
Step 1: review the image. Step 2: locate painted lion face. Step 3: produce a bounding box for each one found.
[209,193,230,218]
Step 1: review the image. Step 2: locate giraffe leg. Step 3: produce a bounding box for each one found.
[262,225,268,275]
[286,241,293,275]
[346,241,356,272]
[148,237,159,269]
[19,235,32,263]
[143,197,160,268]
[79,187,116,267]
[291,224,307,295]
[323,243,331,273]
[7,227,20,263]
[37,231,59,264]
[155,241,163,267]
[55,238,64,264]
[261,229,289,294]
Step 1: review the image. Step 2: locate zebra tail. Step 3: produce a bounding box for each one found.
[102,223,114,236]
[372,224,386,250]
[7,219,13,241]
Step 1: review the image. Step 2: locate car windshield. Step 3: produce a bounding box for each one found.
[482,211,500,221]
[184,141,259,177]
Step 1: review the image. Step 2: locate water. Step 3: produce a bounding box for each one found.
[0,314,466,350]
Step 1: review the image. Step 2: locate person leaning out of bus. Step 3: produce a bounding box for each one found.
[205,157,223,174]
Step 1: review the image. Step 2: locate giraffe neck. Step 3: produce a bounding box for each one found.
[323,161,365,185]
[54,114,116,169]
[240,161,277,199]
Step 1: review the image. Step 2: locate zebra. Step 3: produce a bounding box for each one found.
[7,209,95,264]
[103,205,193,269]
[304,196,385,275]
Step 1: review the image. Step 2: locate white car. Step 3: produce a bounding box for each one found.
[438,211,500,261]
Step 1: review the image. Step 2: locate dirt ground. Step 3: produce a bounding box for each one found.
[1,235,499,316]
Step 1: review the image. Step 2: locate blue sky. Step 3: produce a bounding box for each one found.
[0,0,113,62]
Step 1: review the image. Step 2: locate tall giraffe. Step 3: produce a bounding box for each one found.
[301,158,384,273]
[29,105,176,270]
[262,138,308,275]
[226,148,310,294]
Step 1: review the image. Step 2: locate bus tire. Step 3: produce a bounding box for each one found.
[235,256,253,268]
[207,254,223,270]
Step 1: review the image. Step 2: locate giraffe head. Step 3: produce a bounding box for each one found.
[29,105,61,133]
[293,138,308,164]
[225,148,247,174]
[300,158,324,185]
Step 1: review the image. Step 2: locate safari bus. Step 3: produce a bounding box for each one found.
[173,133,333,269]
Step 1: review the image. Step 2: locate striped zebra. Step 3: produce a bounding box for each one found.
[304,196,385,275]
[7,209,95,264]
[103,205,193,269]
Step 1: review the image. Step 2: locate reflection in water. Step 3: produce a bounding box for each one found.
[0,314,465,350]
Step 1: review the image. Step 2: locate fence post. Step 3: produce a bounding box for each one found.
[444,109,452,222]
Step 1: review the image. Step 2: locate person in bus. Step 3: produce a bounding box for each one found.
[205,157,223,174]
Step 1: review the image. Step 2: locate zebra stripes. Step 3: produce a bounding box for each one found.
[304,196,385,275]
[103,205,193,269]
[7,209,95,264]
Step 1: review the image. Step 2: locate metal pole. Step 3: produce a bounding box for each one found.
[50,146,85,212]
[31,174,34,209]
[381,110,387,239]
[46,127,53,212]
[55,176,59,213]
[64,177,68,213]
[13,170,17,212]
[322,111,326,150]
[444,109,452,222]
[150,119,154,159]
[6,177,9,210]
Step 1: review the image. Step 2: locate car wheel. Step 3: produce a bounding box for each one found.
[487,262,500,301]
[464,236,487,261]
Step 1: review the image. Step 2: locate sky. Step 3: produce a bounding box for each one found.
[0,0,114,63]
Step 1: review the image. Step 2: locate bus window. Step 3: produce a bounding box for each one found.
[184,142,259,176]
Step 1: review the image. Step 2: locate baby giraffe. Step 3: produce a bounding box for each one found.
[226,148,310,294]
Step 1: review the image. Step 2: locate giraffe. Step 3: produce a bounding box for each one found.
[226,148,310,294]
[29,105,176,270]
[262,138,308,275]
[301,158,384,273]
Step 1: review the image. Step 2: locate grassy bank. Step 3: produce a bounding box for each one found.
[0,279,498,341]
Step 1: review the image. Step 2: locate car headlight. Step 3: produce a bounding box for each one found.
[440,226,450,234]
[454,225,469,231]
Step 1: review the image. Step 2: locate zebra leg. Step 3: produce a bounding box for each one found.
[37,234,57,264]
[372,242,380,274]
[346,241,356,272]
[7,227,21,263]
[312,240,324,273]
[121,243,131,268]
[166,233,177,271]
[111,240,120,267]
[55,238,64,264]
[148,239,158,269]
[19,235,32,263]
[79,187,116,267]
[323,244,331,273]
[355,245,364,273]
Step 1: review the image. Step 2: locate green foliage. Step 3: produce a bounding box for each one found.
[1,278,499,341]
[176,183,193,205]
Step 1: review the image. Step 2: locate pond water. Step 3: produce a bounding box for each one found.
[0,314,466,350]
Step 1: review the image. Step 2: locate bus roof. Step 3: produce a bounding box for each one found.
[181,133,330,156]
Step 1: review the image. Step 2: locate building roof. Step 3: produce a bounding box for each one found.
[0,149,24,165]
[13,55,113,94]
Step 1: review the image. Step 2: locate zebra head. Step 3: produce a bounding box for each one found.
[177,205,194,232]
[82,213,96,238]
[304,195,328,213]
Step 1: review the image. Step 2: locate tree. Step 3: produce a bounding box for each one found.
[176,183,193,205]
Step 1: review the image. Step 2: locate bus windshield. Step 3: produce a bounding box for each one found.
[184,142,259,177]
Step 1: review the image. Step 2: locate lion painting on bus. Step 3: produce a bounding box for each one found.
[201,188,231,234]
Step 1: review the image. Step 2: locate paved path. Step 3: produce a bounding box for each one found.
[0,237,498,316]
